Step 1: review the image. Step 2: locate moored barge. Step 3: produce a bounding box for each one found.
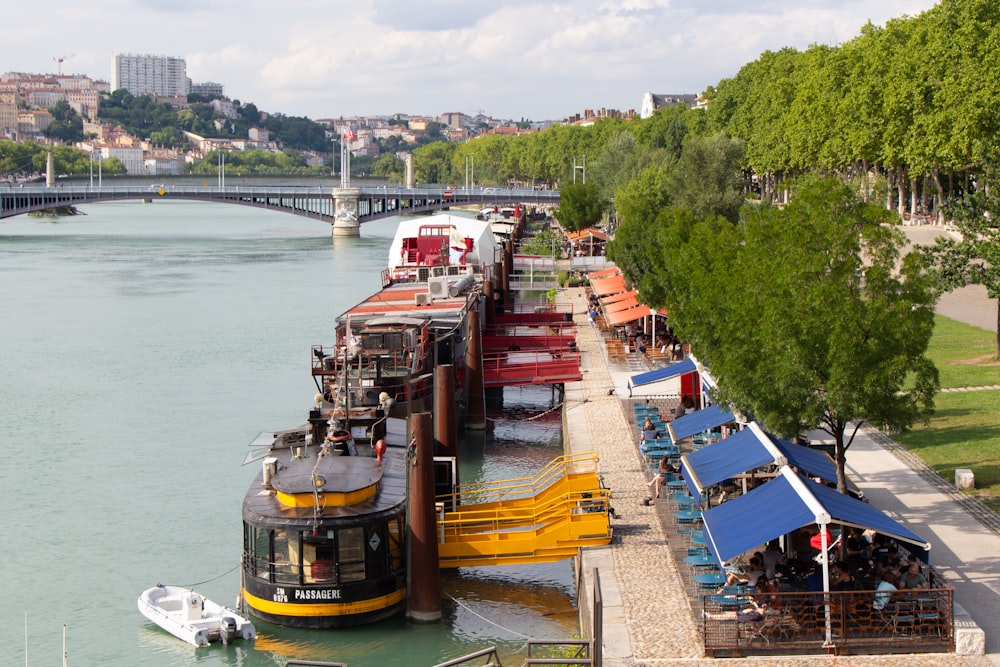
[241,213,498,628]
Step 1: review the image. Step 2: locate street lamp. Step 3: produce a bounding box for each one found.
[465,154,475,190]
[218,150,226,188]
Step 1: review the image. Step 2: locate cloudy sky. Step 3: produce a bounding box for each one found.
[5,0,939,121]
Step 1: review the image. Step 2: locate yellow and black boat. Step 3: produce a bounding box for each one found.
[241,428,408,628]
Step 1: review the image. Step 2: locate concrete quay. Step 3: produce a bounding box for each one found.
[561,285,998,667]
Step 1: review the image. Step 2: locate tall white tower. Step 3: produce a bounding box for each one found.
[111,54,188,97]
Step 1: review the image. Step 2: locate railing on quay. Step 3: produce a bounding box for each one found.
[701,587,954,657]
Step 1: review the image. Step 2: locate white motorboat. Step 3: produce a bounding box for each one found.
[137,584,256,647]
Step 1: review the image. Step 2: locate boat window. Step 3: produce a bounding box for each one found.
[247,525,270,580]
[303,531,337,583]
[338,526,367,583]
[273,530,301,585]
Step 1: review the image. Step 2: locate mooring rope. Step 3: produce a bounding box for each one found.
[178,563,241,588]
[444,592,533,642]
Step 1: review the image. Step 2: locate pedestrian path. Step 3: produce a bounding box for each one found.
[562,287,998,667]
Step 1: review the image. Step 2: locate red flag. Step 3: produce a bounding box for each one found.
[342,127,356,141]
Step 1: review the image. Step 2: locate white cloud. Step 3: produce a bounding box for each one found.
[1,0,941,120]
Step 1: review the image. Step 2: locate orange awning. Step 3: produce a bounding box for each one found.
[587,267,620,280]
[605,304,651,326]
[591,275,627,296]
[604,297,640,313]
[601,289,638,305]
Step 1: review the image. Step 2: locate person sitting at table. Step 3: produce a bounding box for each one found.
[873,569,900,612]
[831,561,857,591]
[762,540,786,580]
[899,560,928,589]
[640,417,659,443]
[704,576,781,622]
[647,457,676,498]
[721,557,764,588]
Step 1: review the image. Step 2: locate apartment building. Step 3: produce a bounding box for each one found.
[111,54,188,97]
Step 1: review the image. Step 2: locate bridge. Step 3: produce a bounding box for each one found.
[0,183,560,236]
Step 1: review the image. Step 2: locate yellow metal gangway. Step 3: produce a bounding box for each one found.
[436,452,613,568]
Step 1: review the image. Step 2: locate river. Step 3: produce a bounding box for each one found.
[0,199,576,666]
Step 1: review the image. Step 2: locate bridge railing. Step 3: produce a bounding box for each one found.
[5,184,561,199]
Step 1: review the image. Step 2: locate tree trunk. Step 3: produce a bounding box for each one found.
[996,299,1000,360]
[932,168,945,224]
[833,425,849,495]
[897,166,907,219]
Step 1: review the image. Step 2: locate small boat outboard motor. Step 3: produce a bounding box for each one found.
[219,616,238,645]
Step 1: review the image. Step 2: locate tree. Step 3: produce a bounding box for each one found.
[554,181,604,231]
[667,133,746,223]
[412,141,457,184]
[372,153,405,183]
[670,177,939,493]
[924,170,1000,357]
[45,101,84,143]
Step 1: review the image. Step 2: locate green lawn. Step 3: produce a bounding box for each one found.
[894,316,1000,512]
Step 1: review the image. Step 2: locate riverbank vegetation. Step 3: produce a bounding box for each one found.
[411,0,1000,505]
[0,140,125,178]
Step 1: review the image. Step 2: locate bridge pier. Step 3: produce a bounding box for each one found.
[332,187,361,237]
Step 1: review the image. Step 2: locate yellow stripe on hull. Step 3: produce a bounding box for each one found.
[276,484,376,507]
[242,586,406,617]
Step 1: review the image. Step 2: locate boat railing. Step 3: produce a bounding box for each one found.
[312,346,420,378]
[506,300,575,315]
[445,452,600,505]
[435,484,611,552]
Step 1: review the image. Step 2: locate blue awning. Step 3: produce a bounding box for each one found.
[701,467,931,569]
[680,423,839,501]
[680,428,773,500]
[772,438,838,482]
[627,358,696,389]
[667,404,735,443]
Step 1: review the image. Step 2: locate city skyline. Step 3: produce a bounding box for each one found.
[5,1,940,122]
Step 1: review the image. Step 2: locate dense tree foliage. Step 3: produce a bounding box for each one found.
[188,148,322,175]
[372,153,405,183]
[0,140,124,177]
[703,0,1000,215]
[45,101,85,143]
[553,182,604,231]
[261,114,330,152]
[664,178,939,492]
[99,89,327,153]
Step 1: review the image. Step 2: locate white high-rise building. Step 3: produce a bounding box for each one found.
[111,54,188,97]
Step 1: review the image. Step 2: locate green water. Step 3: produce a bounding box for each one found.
[0,200,576,666]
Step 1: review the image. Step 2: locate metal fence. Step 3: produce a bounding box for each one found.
[701,588,953,657]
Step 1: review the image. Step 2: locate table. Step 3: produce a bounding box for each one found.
[693,572,727,589]
[675,510,702,524]
[683,554,716,568]
[667,479,688,491]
